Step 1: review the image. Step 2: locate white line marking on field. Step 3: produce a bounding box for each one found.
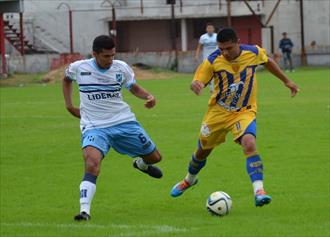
[2,101,60,105]
[0,115,67,119]
[1,222,194,235]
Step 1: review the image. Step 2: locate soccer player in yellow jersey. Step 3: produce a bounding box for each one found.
[170,28,299,207]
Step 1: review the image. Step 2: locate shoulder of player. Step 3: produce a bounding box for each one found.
[66,58,92,71]
[200,33,209,40]
[240,44,265,56]
[112,60,131,69]
[207,48,221,64]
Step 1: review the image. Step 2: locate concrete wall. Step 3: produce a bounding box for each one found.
[262,0,330,54]
[3,49,328,75]
[116,51,176,70]
[117,50,199,73]
[6,54,59,74]
[112,0,263,20]
[305,46,330,66]
[21,10,109,54]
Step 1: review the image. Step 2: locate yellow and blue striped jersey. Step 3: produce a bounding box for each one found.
[193,44,268,112]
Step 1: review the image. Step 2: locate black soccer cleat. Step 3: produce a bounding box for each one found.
[133,160,163,179]
[74,211,91,221]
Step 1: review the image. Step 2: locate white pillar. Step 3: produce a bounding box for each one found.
[181,18,188,52]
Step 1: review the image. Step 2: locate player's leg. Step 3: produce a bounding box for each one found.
[134,149,163,178]
[284,52,289,72]
[75,129,109,221]
[170,141,213,197]
[240,133,271,206]
[74,146,102,221]
[109,121,163,178]
[283,52,289,71]
[171,106,227,197]
[185,145,212,185]
[288,52,294,72]
[236,119,271,207]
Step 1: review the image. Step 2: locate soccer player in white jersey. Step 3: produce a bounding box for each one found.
[62,35,163,221]
[194,23,218,93]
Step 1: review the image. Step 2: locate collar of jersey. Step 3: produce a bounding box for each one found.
[206,33,216,37]
[92,58,111,73]
[222,49,243,63]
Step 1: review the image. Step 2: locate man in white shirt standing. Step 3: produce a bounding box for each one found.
[62,35,163,221]
[194,23,218,93]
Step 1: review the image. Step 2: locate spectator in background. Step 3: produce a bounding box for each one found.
[195,23,218,93]
[310,40,316,48]
[279,32,294,72]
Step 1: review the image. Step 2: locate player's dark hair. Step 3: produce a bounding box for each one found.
[217,28,238,43]
[206,22,214,27]
[93,35,115,53]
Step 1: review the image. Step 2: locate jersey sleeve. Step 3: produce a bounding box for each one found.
[122,63,136,90]
[64,61,79,81]
[193,59,214,84]
[199,35,205,45]
[256,46,269,65]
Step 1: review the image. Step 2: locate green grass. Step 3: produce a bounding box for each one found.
[0,67,329,237]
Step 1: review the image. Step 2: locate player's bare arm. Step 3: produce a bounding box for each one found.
[194,43,202,62]
[129,83,156,108]
[62,77,81,118]
[264,57,299,97]
[191,80,205,95]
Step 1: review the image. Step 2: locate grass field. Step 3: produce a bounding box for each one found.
[0,67,329,237]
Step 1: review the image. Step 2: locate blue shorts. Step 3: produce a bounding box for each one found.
[244,119,257,137]
[81,121,156,158]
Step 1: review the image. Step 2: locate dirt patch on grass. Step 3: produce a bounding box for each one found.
[0,73,47,87]
[0,64,186,87]
[40,63,182,83]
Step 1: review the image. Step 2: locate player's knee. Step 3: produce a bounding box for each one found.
[195,148,212,160]
[85,157,101,174]
[155,154,162,163]
[244,145,256,155]
[241,135,256,155]
[152,151,162,163]
[143,150,162,164]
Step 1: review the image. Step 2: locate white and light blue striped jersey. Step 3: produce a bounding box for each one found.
[65,58,137,132]
[199,33,218,60]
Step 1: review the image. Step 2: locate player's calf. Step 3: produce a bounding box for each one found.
[245,154,272,207]
[170,154,207,197]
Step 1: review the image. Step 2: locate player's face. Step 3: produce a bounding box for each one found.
[218,40,240,61]
[93,48,116,69]
[206,25,215,35]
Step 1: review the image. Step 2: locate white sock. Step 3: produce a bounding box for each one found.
[253,180,264,194]
[136,158,148,171]
[79,181,96,215]
[185,173,197,185]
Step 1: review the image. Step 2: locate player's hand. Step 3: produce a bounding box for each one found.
[145,95,156,108]
[284,80,299,97]
[66,106,81,118]
[191,80,204,95]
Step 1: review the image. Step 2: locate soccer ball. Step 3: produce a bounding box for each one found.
[206,191,232,216]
